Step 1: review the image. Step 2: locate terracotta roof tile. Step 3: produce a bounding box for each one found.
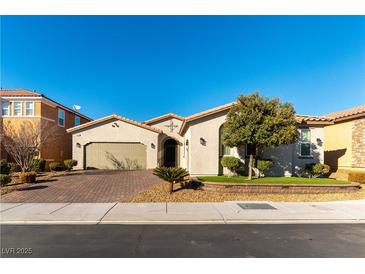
[144,112,185,124]
[67,114,162,134]
[1,88,92,121]
[0,89,42,97]
[326,104,365,121]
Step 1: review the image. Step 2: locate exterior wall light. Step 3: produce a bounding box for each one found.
[200,137,206,146]
[76,143,81,148]
[151,143,155,149]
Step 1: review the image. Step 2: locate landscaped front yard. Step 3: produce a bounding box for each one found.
[197,176,349,185]
[128,181,365,203]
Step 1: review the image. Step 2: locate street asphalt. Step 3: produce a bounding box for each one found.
[1,224,365,258]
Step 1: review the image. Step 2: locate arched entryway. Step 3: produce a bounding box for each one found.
[163,138,178,167]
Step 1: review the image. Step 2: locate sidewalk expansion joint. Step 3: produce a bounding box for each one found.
[212,204,227,224]
[49,203,72,214]
[0,203,25,213]
[96,202,118,225]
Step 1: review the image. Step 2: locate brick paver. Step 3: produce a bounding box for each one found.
[1,170,164,203]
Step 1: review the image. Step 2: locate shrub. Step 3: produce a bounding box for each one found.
[221,156,241,175]
[256,159,273,177]
[0,174,12,186]
[30,158,46,172]
[49,162,65,172]
[0,160,10,174]
[153,167,189,193]
[305,163,330,178]
[348,173,365,184]
[19,172,37,183]
[9,163,21,173]
[63,159,78,171]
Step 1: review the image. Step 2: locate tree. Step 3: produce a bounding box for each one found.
[0,120,59,172]
[222,92,299,180]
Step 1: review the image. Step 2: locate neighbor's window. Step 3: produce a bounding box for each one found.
[58,109,65,127]
[300,128,311,156]
[25,102,34,116]
[13,101,22,116]
[1,101,10,116]
[74,115,80,126]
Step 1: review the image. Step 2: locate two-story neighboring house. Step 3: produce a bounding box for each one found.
[0,89,92,164]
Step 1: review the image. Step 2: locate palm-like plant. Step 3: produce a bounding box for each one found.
[153,167,189,193]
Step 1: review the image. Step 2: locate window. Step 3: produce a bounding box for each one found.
[58,109,65,127]
[300,128,311,156]
[219,124,231,156]
[221,144,231,156]
[13,101,22,116]
[74,115,80,126]
[246,144,257,156]
[25,102,34,116]
[1,101,9,116]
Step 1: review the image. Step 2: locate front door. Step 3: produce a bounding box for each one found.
[163,139,177,167]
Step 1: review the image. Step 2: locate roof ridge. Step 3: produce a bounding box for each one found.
[144,112,185,124]
[67,113,162,133]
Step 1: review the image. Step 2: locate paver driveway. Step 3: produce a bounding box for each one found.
[0,170,164,203]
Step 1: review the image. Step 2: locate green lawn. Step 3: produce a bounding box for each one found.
[197,176,349,185]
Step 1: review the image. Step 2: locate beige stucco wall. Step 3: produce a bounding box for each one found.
[324,121,353,169]
[71,118,159,169]
[184,109,325,176]
[262,126,325,176]
[186,110,229,176]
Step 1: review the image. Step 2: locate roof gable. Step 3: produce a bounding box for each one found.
[67,114,162,134]
[144,112,184,125]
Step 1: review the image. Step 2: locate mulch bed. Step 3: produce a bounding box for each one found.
[128,182,365,203]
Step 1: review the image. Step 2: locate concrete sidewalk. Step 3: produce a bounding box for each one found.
[1,200,364,224]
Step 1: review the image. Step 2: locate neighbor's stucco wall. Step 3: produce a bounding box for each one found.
[324,121,353,170]
[71,118,159,169]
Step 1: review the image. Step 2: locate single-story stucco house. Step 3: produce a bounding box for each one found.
[67,102,334,176]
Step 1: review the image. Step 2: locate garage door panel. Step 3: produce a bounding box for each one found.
[86,143,146,170]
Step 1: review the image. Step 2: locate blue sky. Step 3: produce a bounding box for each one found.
[1,16,364,120]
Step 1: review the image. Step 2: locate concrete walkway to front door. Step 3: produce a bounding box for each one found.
[1,200,364,224]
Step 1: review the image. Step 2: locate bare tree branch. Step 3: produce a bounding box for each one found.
[0,120,60,172]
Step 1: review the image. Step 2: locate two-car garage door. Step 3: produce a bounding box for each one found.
[85,142,147,170]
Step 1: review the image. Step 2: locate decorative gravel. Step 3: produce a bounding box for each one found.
[128,182,365,203]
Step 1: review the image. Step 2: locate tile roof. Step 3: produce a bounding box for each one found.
[1,88,92,121]
[144,112,185,125]
[67,114,162,134]
[0,89,42,97]
[295,115,334,123]
[326,104,365,121]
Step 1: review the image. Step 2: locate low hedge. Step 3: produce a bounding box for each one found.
[19,172,37,184]
[30,158,46,172]
[64,159,77,171]
[49,162,65,172]
[0,174,12,186]
[9,163,21,173]
[348,173,365,184]
[0,160,10,174]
